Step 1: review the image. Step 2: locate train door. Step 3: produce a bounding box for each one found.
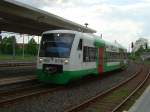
[98,48,103,74]
[77,39,83,68]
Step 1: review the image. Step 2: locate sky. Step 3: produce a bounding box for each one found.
[14,0,150,49]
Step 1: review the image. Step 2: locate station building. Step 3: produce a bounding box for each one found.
[132,38,149,52]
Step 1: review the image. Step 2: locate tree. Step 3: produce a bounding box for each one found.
[135,45,144,56]
[26,38,38,56]
[1,36,17,54]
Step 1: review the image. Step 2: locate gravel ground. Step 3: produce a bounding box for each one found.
[0,61,36,64]
[0,61,36,78]
[0,63,140,112]
[0,80,40,93]
[0,67,36,78]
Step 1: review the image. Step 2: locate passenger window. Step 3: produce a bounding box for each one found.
[78,39,83,50]
[83,46,96,62]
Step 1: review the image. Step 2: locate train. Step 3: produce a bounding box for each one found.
[36,30,128,84]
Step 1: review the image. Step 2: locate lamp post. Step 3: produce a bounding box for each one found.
[21,34,25,59]
[12,35,16,59]
[84,23,88,28]
[0,31,2,44]
[0,31,2,54]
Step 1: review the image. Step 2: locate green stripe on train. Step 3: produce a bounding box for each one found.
[103,64,121,72]
[36,68,98,84]
[103,62,126,72]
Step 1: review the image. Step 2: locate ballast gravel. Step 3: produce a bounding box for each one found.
[0,63,139,112]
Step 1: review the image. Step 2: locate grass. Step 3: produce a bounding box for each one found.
[116,77,150,112]
[133,59,150,65]
[105,88,129,102]
[129,55,150,65]
[143,60,150,65]
[87,87,131,112]
[0,54,37,61]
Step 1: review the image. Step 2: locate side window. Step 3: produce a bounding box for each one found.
[78,39,83,50]
[83,47,88,62]
[83,46,96,62]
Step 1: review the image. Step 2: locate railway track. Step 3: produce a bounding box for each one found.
[0,75,36,86]
[0,61,63,104]
[0,72,63,104]
[65,66,150,112]
[0,82,63,105]
[112,70,150,112]
[0,62,36,68]
[0,62,140,112]
[0,62,36,78]
[0,75,102,105]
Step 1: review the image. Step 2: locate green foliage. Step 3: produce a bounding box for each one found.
[0,36,38,56]
[135,46,143,56]
[144,48,150,52]
[128,53,139,60]
[135,45,150,56]
[0,36,16,54]
[16,46,23,55]
[129,44,150,61]
[0,54,36,61]
[26,38,38,56]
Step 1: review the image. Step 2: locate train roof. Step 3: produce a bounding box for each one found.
[92,35,126,50]
[104,40,126,50]
[43,30,80,35]
[42,30,127,50]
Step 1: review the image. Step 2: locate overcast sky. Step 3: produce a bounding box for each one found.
[15,0,150,49]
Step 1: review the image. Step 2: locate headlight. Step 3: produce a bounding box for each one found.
[64,59,69,64]
[39,58,43,63]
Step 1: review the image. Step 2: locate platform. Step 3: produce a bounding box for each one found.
[128,84,150,112]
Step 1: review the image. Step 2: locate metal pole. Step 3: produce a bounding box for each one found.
[0,31,2,54]
[37,36,40,49]
[0,31,2,43]
[28,35,30,55]
[101,34,102,39]
[22,34,24,59]
[28,35,30,43]
[13,35,16,59]
[38,36,39,45]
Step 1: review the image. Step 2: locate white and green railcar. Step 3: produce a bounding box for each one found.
[36,30,128,84]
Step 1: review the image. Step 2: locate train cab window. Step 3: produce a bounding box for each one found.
[78,39,83,50]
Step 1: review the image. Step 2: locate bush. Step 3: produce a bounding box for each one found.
[26,38,38,56]
[0,36,17,54]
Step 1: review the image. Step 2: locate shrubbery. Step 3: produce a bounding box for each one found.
[0,36,38,56]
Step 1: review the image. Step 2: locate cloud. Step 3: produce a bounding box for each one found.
[99,20,144,46]
[15,0,150,49]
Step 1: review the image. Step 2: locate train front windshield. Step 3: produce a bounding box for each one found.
[39,33,75,58]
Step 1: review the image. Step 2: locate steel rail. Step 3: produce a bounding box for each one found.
[0,63,35,67]
[0,83,43,95]
[65,68,142,112]
[0,75,36,86]
[0,85,63,104]
[111,69,150,112]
